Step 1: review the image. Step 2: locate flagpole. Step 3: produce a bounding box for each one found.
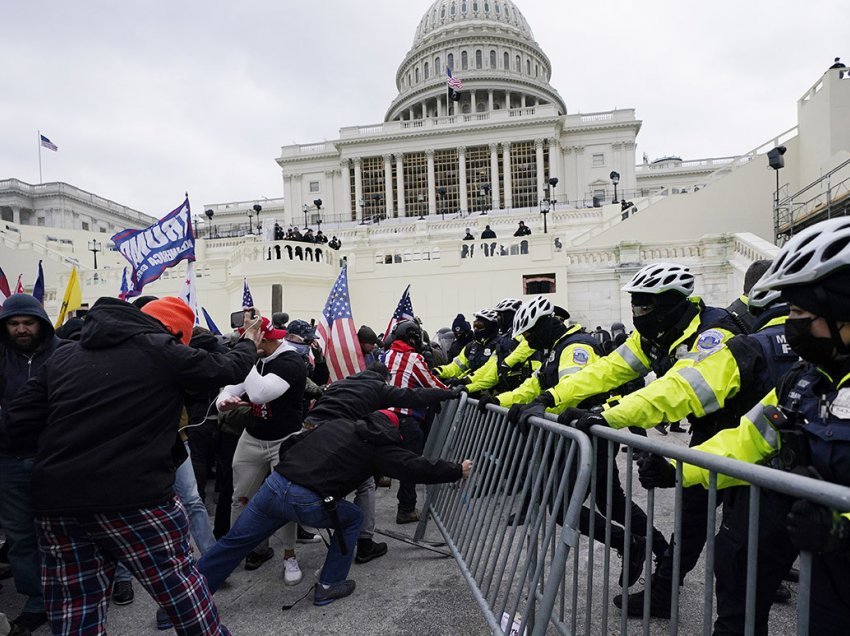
[37,130,43,184]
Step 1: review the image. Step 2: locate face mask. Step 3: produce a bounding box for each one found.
[290,342,311,358]
[785,317,836,366]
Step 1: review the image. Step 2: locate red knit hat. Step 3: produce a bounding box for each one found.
[141,297,194,345]
[377,409,400,427]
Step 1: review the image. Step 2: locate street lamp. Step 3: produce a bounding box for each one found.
[480,183,491,214]
[246,209,254,235]
[313,199,323,233]
[540,198,550,234]
[359,199,367,225]
[767,146,787,231]
[302,203,308,229]
[437,187,447,221]
[204,208,215,238]
[609,171,620,204]
[88,239,102,269]
[548,177,559,211]
[253,204,262,232]
[417,193,425,220]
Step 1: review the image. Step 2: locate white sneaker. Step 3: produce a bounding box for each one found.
[283,556,303,586]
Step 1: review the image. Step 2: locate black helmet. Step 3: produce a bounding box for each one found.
[394,320,422,345]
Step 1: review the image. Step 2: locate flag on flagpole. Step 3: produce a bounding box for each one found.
[242,277,255,309]
[15,275,24,294]
[384,285,415,341]
[202,307,222,336]
[316,263,365,382]
[55,267,82,328]
[446,67,463,102]
[32,260,45,304]
[0,266,11,307]
[178,261,200,325]
[40,134,58,151]
[118,267,133,301]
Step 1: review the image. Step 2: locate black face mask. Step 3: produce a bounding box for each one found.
[784,317,836,367]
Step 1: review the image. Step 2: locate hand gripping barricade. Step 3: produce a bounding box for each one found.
[408,395,850,635]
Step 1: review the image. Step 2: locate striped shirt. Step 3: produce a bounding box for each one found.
[382,340,446,419]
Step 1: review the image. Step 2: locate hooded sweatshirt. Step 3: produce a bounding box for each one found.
[6,297,257,514]
[0,293,61,455]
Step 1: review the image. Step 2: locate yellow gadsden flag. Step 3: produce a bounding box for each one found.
[55,267,82,328]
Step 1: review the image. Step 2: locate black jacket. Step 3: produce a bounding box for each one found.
[185,329,229,427]
[304,368,452,425]
[275,412,462,499]
[6,297,257,515]
[0,293,61,455]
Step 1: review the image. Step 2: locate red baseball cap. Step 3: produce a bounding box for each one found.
[239,315,286,340]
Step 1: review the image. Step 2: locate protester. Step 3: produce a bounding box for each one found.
[198,409,472,605]
[0,294,60,636]
[6,297,260,635]
[357,325,381,367]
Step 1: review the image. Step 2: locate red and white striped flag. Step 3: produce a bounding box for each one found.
[316,263,365,382]
[0,266,11,307]
[383,285,414,342]
[15,275,24,294]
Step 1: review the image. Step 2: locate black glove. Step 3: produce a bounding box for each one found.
[786,499,850,554]
[477,395,499,414]
[445,378,468,388]
[515,400,547,435]
[449,385,467,397]
[556,407,604,435]
[637,454,677,489]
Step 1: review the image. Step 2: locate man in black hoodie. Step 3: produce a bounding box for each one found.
[0,293,60,635]
[7,297,260,636]
[198,409,471,606]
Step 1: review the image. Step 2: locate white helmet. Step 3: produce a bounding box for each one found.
[512,296,554,337]
[622,262,695,296]
[473,308,499,323]
[494,298,522,313]
[746,286,781,310]
[750,217,850,294]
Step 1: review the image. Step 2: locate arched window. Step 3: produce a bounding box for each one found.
[535,63,539,77]
[490,50,496,68]
[441,6,446,18]
[415,67,420,83]
[461,50,468,70]
[424,62,430,79]
[408,72,411,86]
[515,55,521,72]
[503,51,509,69]
[472,1,478,11]
[526,59,531,75]
[447,53,454,70]
[436,56,441,74]
[475,50,482,69]
[495,2,501,15]
[461,1,467,13]
[450,2,456,16]
[484,1,490,11]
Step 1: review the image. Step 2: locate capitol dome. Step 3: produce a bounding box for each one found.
[386,0,566,122]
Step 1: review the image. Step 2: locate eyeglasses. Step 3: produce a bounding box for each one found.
[631,304,655,317]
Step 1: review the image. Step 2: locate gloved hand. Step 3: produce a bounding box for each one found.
[445,377,469,388]
[637,454,677,489]
[556,407,604,435]
[449,384,467,397]
[477,395,499,414]
[786,499,850,554]
[507,395,553,435]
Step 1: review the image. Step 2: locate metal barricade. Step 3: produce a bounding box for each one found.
[414,396,594,635]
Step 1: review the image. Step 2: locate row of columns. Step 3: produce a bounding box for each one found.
[401,90,540,121]
[342,138,554,221]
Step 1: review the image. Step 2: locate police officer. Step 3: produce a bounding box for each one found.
[726,259,773,333]
[436,308,500,383]
[530,262,742,616]
[464,298,538,394]
[639,217,850,635]
[479,296,662,585]
[567,270,796,620]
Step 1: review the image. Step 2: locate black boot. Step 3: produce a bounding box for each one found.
[613,573,673,618]
[616,535,646,588]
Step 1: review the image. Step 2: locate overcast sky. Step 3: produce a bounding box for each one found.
[1,0,845,218]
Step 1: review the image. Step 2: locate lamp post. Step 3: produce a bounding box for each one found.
[548,177,559,211]
[480,183,491,214]
[610,171,620,204]
[313,199,323,233]
[767,145,787,233]
[302,203,308,229]
[540,198,550,234]
[204,208,215,238]
[88,239,101,269]
[437,187,447,221]
[359,199,366,225]
[253,204,262,233]
[246,209,254,235]
[371,193,382,224]
[417,193,425,220]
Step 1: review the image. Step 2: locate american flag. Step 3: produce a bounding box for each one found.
[15,275,24,294]
[384,285,414,341]
[178,261,200,324]
[118,267,131,301]
[446,67,463,90]
[40,134,58,151]
[0,266,11,307]
[242,277,254,309]
[316,263,365,382]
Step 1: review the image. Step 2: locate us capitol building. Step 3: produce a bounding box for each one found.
[2,0,849,333]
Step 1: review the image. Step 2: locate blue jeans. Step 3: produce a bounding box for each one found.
[0,455,44,613]
[116,447,215,583]
[198,472,361,591]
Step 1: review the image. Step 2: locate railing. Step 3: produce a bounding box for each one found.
[774,157,850,240]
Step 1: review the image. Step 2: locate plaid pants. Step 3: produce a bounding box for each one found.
[37,497,229,636]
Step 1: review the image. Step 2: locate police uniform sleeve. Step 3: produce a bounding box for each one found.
[678,389,781,489]
[602,343,742,430]
[504,335,535,368]
[496,373,542,407]
[435,344,471,380]
[465,355,498,392]
[548,330,650,408]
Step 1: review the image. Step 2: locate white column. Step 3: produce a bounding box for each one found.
[535,138,545,204]
[408,107,414,121]
[324,169,337,222]
[426,148,436,216]
[502,143,513,210]
[458,146,468,214]
[339,160,352,222]
[489,143,500,211]
[395,153,406,217]
[471,90,477,113]
[521,94,527,108]
[353,158,363,223]
[11,206,21,224]
[383,154,394,217]
[436,96,442,117]
[548,137,560,202]
[488,90,494,112]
